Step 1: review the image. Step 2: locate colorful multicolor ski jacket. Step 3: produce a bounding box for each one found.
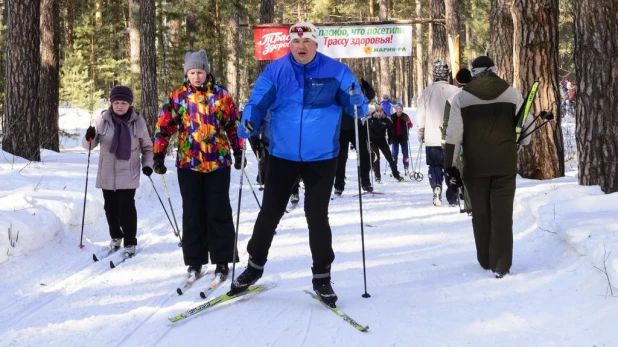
[153,78,243,173]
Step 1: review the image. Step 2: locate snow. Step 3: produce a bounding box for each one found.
[0,108,617,346]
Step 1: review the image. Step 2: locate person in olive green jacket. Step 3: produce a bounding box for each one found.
[443,56,533,279]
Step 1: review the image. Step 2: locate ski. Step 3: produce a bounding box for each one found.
[168,282,276,323]
[93,247,119,262]
[177,269,208,295]
[109,249,140,269]
[515,81,539,142]
[304,290,369,332]
[353,191,393,197]
[199,273,228,299]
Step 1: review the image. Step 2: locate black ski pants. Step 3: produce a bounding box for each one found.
[247,156,337,273]
[370,137,399,180]
[102,189,137,246]
[177,167,237,266]
[334,126,371,191]
[465,174,516,273]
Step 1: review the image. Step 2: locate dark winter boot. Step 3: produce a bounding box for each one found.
[187,265,202,277]
[362,184,374,193]
[110,238,122,250]
[312,267,338,307]
[215,263,229,279]
[334,189,343,197]
[230,260,263,294]
[494,271,509,279]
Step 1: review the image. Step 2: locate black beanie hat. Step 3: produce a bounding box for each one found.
[471,56,495,69]
[455,68,472,85]
[109,86,134,104]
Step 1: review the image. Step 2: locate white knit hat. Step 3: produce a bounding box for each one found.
[289,22,319,44]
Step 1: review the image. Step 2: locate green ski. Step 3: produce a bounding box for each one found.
[304,290,369,332]
[515,81,539,142]
[168,282,276,323]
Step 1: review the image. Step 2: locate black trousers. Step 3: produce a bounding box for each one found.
[334,127,371,191]
[370,137,399,180]
[177,167,237,266]
[465,174,516,273]
[247,156,337,273]
[102,189,137,246]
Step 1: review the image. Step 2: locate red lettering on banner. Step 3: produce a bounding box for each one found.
[253,27,291,60]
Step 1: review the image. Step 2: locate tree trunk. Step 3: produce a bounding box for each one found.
[378,0,389,98]
[39,0,60,152]
[513,0,564,179]
[258,0,275,74]
[430,0,448,80]
[414,0,424,106]
[573,0,618,193]
[66,0,74,48]
[139,0,157,134]
[489,0,514,83]
[226,1,241,99]
[129,0,141,109]
[4,0,40,161]
[444,0,460,75]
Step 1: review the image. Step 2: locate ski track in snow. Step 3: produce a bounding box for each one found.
[1,112,617,346]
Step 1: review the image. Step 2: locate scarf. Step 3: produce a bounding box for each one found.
[109,111,131,160]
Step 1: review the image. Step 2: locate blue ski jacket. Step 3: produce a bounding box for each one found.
[238,52,368,162]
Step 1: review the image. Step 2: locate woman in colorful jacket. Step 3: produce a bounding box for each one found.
[152,50,243,279]
[83,86,154,256]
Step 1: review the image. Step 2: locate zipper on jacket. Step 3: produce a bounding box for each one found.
[299,65,306,161]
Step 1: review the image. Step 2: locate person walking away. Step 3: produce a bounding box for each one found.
[368,104,404,183]
[442,68,473,210]
[444,56,533,279]
[416,60,460,206]
[83,86,153,256]
[233,22,368,306]
[389,103,413,175]
[152,49,243,280]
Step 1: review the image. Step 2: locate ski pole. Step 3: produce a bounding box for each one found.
[365,120,374,185]
[518,111,554,144]
[79,140,92,249]
[231,141,247,283]
[243,169,262,209]
[161,175,182,241]
[148,176,182,247]
[350,84,370,299]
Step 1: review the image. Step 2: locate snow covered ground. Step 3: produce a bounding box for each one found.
[0,108,617,346]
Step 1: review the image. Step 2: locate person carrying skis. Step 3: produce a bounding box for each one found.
[368,104,404,183]
[444,56,533,279]
[83,86,153,256]
[416,59,460,206]
[441,68,473,210]
[389,103,413,175]
[234,22,368,306]
[152,49,243,279]
[333,78,376,196]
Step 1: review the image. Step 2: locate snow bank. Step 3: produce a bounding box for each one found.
[522,179,618,293]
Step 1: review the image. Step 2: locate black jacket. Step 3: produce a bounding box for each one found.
[368,113,392,139]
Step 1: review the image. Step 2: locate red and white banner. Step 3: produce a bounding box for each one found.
[253,27,291,61]
[253,24,413,60]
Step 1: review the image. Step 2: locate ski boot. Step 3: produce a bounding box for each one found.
[433,186,442,206]
[215,263,229,280]
[110,238,122,250]
[187,264,202,277]
[362,184,374,193]
[229,262,263,294]
[375,179,382,184]
[313,280,338,307]
[494,271,509,279]
[124,245,136,257]
[334,189,343,197]
[290,193,300,204]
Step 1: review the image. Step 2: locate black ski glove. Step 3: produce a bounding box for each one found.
[153,153,167,175]
[85,126,96,142]
[142,166,153,177]
[233,151,246,170]
[445,166,463,188]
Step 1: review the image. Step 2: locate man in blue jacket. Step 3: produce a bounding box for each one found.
[232,22,368,306]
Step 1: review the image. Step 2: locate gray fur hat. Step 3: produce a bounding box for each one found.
[184,50,210,75]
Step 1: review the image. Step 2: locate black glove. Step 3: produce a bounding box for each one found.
[85,126,96,142]
[142,166,153,176]
[243,120,254,135]
[233,151,246,170]
[153,153,167,175]
[445,167,463,188]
